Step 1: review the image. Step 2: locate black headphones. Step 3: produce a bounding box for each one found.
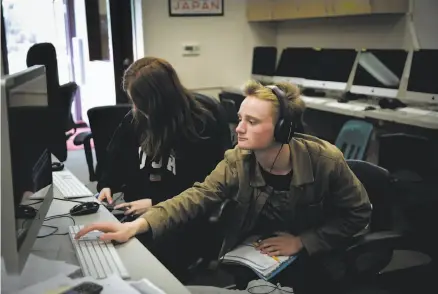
[266,85,295,144]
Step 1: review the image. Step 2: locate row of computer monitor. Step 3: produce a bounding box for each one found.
[252,47,438,104]
[1,65,54,277]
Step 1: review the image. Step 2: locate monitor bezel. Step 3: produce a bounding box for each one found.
[1,65,54,275]
[403,50,438,105]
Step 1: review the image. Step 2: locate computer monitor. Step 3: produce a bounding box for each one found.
[251,47,277,84]
[351,49,408,98]
[1,65,54,275]
[303,49,358,91]
[274,47,317,86]
[405,49,438,104]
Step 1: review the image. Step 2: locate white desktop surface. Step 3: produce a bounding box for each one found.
[221,88,438,130]
[29,175,191,294]
[301,96,438,130]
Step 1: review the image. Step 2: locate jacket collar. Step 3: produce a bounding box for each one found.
[249,138,315,188]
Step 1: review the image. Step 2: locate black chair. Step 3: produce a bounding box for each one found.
[26,43,81,161]
[193,93,232,151]
[219,98,239,147]
[340,160,402,287]
[73,104,132,182]
[346,160,437,293]
[202,160,405,291]
[59,82,80,138]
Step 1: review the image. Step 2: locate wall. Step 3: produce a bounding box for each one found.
[412,0,438,49]
[139,0,437,97]
[141,0,276,95]
[277,14,411,51]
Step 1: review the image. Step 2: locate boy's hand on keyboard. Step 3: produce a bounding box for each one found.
[97,188,113,204]
[74,222,138,243]
[114,199,152,215]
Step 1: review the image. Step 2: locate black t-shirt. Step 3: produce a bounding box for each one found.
[251,166,293,236]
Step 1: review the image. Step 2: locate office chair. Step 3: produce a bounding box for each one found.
[219,98,239,147]
[59,81,80,139]
[26,43,81,161]
[335,120,374,160]
[194,93,233,151]
[201,160,405,291]
[73,104,132,182]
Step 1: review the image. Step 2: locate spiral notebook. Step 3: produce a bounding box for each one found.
[221,236,297,280]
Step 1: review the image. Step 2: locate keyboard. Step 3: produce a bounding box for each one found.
[53,170,94,198]
[68,225,130,279]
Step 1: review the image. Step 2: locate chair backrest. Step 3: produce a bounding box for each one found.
[219,98,238,147]
[58,82,78,132]
[26,43,60,106]
[335,120,373,160]
[346,160,393,232]
[26,43,70,161]
[87,104,132,178]
[193,93,233,150]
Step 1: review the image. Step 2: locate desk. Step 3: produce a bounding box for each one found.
[301,96,438,130]
[29,170,191,294]
[220,87,438,130]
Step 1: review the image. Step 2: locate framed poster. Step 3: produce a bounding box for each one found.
[169,0,224,17]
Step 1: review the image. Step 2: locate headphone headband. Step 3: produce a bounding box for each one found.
[266,85,287,121]
[265,85,294,143]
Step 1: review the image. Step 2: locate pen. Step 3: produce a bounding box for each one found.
[271,255,280,262]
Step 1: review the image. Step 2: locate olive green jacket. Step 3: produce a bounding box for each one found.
[141,133,371,257]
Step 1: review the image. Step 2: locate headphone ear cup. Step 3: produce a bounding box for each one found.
[275,119,295,143]
[274,118,286,143]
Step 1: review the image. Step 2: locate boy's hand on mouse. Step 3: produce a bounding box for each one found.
[97,188,112,204]
[114,199,152,215]
[256,232,303,257]
[74,219,148,243]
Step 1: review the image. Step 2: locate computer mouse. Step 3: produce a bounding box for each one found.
[379,98,407,110]
[364,106,376,111]
[16,205,37,219]
[70,202,100,216]
[51,162,65,172]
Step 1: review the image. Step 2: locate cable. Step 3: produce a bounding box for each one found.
[37,213,76,238]
[246,283,294,294]
[218,145,286,266]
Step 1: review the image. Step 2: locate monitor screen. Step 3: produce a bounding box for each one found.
[353,49,408,89]
[275,47,317,78]
[307,49,357,82]
[407,49,438,94]
[8,107,53,208]
[252,47,277,76]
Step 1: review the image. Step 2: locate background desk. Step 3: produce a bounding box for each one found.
[220,87,438,130]
[301,96,438,130]
[29,171,191,294]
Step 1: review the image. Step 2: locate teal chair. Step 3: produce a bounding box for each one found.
[335,120,374,160]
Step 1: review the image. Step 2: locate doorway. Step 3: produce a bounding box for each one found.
[2,0,72,82]
[2,0,135,125]
[72,0,134,123]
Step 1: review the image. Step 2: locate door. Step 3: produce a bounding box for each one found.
[108,0,134,104]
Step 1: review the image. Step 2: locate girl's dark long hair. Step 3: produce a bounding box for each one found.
[122,57,214,160]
